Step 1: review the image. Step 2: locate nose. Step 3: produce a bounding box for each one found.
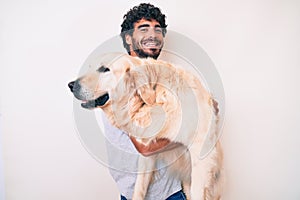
[68,81,75,92]
[148,28,156,37]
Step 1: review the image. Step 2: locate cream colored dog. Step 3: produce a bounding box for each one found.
[68,53,223,200]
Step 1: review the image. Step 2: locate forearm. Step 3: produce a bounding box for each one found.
[130,136,182,156]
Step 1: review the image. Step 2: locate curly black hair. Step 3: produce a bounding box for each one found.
[120,3,168,54]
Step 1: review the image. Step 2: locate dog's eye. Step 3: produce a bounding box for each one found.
[97,66,110,73]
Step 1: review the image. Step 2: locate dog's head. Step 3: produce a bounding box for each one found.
[68,53,144,109]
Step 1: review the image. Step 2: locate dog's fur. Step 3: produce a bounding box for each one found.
[69,53,223,200]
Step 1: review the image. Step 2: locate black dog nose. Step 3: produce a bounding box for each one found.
[68,81,75,92]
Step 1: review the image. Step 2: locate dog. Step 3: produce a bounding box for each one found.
[68,53,223,199]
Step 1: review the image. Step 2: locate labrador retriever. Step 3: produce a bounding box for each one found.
[68,53,223,200]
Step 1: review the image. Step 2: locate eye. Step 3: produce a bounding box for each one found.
[139,27,148,33]
[155,28,162,34]
[97,65,110,73]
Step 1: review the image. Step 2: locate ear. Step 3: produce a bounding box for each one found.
[126,71,156,105]
[131,67,157,105]
[127,87,153,128]
[137,85,156,105]
[125,34,132,45]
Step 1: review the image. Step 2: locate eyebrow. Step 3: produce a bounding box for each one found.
[137,24,162,29]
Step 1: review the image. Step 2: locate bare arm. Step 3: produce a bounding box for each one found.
[130,136,182,157]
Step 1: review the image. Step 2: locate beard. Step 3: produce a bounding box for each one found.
[131,37,163,60]
[132,48,162,59]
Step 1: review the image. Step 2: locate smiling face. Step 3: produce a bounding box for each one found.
[125,18,164,59]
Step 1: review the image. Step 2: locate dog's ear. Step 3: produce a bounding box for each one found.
[126,79,153,128]
[137,85,156,105]
[134,66,158,105]
[125,66,157,128]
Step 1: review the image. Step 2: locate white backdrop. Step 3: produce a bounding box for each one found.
[1,0,300,200]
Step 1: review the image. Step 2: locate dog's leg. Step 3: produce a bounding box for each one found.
[190,143,223,200]
[182,177,191,200]
[161,146,192,200]
[178,151,192,200]
[190,154,205,199]
[132,155,156,200]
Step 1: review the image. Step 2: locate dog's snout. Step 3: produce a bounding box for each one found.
[68,80,87,100]
[68,81,75,92]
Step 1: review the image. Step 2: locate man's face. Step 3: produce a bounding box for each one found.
[126,18,165,59]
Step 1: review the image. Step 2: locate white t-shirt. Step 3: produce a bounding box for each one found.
[101,113,182,200]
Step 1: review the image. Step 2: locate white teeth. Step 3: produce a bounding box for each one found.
[143,42,159,47]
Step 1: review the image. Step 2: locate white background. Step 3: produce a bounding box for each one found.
[1,0,300,199]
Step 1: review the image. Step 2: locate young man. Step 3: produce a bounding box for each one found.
[103,3,187,200]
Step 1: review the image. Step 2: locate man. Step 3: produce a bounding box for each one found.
[103,3,187,200]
